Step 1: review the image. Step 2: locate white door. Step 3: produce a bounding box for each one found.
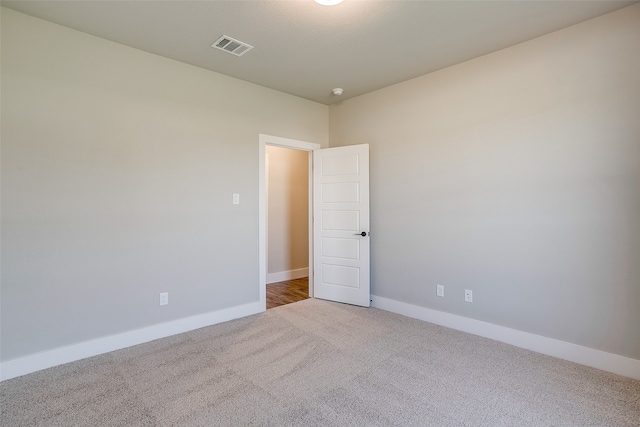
[313,144,370,307]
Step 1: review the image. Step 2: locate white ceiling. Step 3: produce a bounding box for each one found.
[2,0,636,105]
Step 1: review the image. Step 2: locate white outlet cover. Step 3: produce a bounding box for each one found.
[233,193,240,204]
[436,285,444,297]
[160,292,169,306]
[464,289,473,302]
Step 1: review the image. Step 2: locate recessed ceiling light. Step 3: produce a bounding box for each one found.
[314,0,344,6]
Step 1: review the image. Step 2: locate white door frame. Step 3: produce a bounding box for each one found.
[258,134,321,310]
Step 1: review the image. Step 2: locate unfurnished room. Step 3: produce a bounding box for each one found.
[1,1,639,425]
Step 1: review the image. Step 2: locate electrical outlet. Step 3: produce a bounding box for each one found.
[233,193,240,205]
[464,289,473,303]
[160,292,168,306]
[436,284,444,297]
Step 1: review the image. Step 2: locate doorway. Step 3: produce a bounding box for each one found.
[265,145,309,309]
[258,134,321,311]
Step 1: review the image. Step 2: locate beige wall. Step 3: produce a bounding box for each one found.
[0,8,328,361]
[3,3,639,367]
[330,4,640,359]
[266,146,309,278]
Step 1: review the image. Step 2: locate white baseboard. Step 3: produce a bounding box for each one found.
[4,296,637,382]
[267,267,308,284]
[0,301,264,382]
[371,295,640,380]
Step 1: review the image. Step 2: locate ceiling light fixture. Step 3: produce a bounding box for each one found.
[332,88,344,96]
[314,0,344,6]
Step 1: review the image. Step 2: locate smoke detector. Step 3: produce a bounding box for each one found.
[211,35,253,57]
[332,88,344,96]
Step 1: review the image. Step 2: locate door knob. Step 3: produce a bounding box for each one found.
[354,231,368,237]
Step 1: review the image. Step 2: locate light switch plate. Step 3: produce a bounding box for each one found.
[160,292,168,306]
[233,193,240,205]
[436,284,444,297]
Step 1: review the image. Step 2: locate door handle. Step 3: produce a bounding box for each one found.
[354,231,369,237]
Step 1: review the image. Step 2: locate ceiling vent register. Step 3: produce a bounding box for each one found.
[212,35,253,57]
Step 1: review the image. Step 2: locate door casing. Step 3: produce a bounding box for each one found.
[258,134,320,310]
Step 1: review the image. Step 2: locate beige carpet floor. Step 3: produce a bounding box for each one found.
[1,298,639,426]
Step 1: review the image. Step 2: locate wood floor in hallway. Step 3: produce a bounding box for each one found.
[266,277,309,309]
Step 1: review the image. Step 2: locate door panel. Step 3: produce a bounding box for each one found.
[321,211,359,230]
[313,144,370,307]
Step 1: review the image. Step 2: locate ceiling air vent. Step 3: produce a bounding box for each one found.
[211,35,253,57]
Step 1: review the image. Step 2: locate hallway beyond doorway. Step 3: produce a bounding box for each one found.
[266,277,309,309]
